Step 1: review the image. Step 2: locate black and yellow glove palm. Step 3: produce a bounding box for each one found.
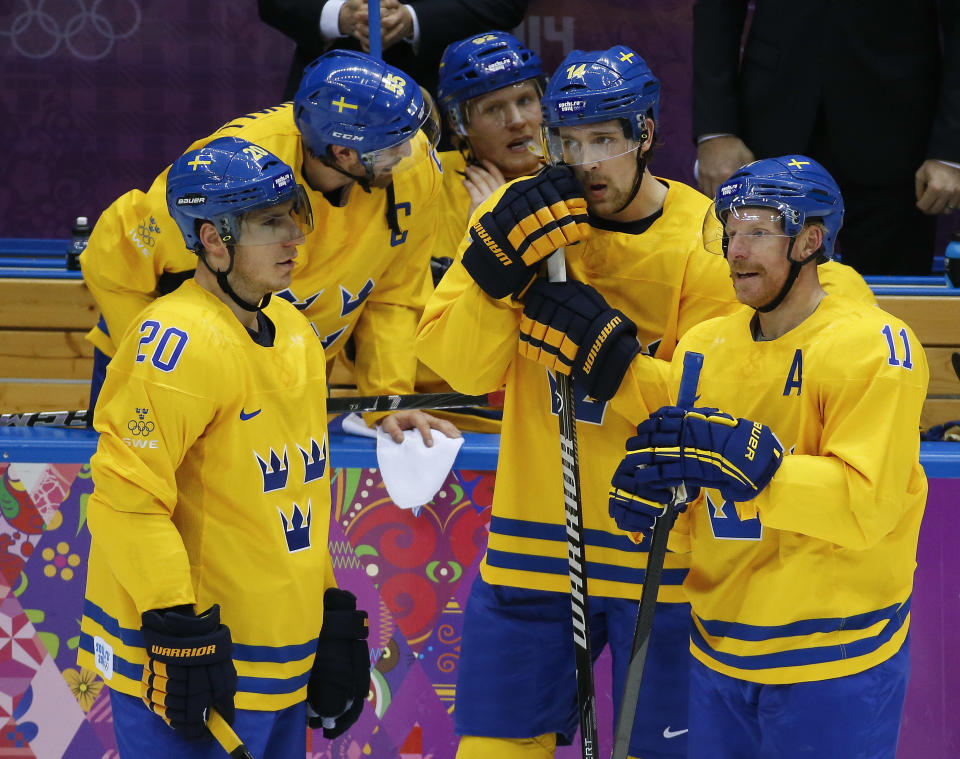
[463,166,590,299]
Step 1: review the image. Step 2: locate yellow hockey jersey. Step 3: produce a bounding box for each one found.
[78,280,334,711]
[620,294,928,684]
[818,260,876,305]
[433,150,472,263]
[80,103,442,398]
[416,177,740,601]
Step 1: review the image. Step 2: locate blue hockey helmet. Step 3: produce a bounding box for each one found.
[294,49,440,176]
[541,45,660,165]
[707,155,844,260]
[438,31,544,136]
[166,136,313,253]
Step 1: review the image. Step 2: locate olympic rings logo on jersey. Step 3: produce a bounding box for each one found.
[127,418,154,436]
[1,0,141,61]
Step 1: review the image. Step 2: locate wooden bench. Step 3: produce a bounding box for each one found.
[0,278,97,414]
[0,272,957,432]
[876,294,960,430]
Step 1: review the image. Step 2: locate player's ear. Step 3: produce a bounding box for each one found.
[640,117,655,152]
[329,144,358,170]
[199,222,229,266]
[795,223,824,263]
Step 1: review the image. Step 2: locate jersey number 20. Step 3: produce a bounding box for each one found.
[136,320,189,373]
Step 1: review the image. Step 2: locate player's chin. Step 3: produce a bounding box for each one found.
[731,275,769,307]
[504,150,542,177]
[272,263,295,288]
[369,172,395,188]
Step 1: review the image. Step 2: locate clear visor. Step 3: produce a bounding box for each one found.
[542,123,640,167]
[360,87,442,177]
[461,80,543,132]
[231,185,314,246]
[702,203,793,255]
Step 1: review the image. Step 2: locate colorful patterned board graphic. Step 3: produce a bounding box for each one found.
[0,459,955,758]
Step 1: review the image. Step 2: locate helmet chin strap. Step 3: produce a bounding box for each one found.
[755,238,817,313]
[198,244,271,313]
[612,149,647,214]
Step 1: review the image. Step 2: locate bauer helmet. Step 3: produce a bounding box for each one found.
[167,136,313,253]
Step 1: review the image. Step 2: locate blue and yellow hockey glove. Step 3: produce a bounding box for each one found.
[307,588,370,739]
[140,604,237,740]
[608,467,699,535]
[462,166,590,299]
[519,279,639,401]
[623,406,784,503]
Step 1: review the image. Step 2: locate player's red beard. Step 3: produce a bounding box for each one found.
[729,262,782,307]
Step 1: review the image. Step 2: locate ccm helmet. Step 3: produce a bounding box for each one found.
[294,49,440,178]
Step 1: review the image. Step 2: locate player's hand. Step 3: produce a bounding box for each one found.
[464,160,507,217]
[307,588,370,739]
[696,135,755,200]
[338,0,401,51]
[915,159,960,215]
[518,279,639,402]
[462,166,590,299]
[624,406,784,503]
[379,410,462,446]
[140,605,237,740]
[380,2,413,51]
[609,456,699,536]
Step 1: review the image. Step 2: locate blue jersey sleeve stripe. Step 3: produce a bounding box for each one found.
[485,548,688,585]
[78,632,143,680]
[83,600,144,647]
[85,600,319,666]
[690,602,910,670]
[697,597,910,641]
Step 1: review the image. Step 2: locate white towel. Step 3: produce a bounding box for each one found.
[375,426,464,511]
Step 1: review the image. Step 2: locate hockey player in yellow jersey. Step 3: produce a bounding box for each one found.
[80,49,457,443]
[78,138,371,758]
[434,31,546,265]
[601,156,928,759]
[414,31,547,431]
[416,46,740,759]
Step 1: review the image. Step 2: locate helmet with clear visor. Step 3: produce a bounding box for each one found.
[438,31,544,136]
[540,45,660,167]
[703,155,844,261]
[167,136,314,253]
[294,50,441,180]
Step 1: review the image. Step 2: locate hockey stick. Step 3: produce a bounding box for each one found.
[0,390,505,429]
[547,250,598,759]
[208,708,257,759]
[368,0,382,59]
[610,350,704,759]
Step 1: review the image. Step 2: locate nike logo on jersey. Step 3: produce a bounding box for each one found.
[663,727,688,739]
[240,408,262,421]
